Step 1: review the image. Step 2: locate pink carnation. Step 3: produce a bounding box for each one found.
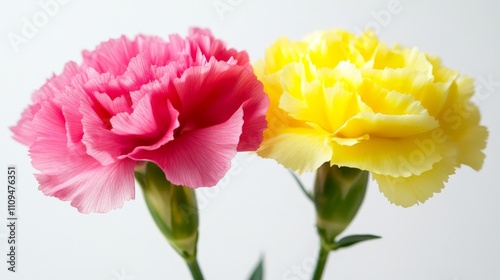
[12,28,269,213]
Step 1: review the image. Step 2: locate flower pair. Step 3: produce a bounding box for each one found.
[12,28,488,213]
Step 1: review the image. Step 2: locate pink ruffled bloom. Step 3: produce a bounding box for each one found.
[12,28,269,213]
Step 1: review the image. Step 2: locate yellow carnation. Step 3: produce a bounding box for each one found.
[255,30,488,207]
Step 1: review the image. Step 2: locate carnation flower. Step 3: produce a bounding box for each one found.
[12,28,269,213]
[255,29,487,206]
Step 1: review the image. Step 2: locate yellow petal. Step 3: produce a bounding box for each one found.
[336,111,439,138]
[331,134,369,146]
[263,105,306,140]
[253,60,284,106]
[263,37,307,74]
[331,134,448,178]
[399,47,434,77]
[436,77,488,170]
[372,44,433,77]
[456,75,475,99]
[279,63,366,134]
[362,68,452,117]
[457,123,488,170]
[279,61,317,99]
[336,80,440,138]
[357,78,431,115]
[371,43,406,70]
[354,30,380,63]
[305,30,365,69]
[280,82,362,133]
[258,127,332,173]
[374,146,458,207]
[425,53,461,85]
[319,61,363,89]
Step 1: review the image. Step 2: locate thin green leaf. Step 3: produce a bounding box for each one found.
[248,257,264,280]
[288,169,314,202]
[334,234,381,250]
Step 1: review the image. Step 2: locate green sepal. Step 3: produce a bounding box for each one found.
[135,162,199,260]
[314,163,369,243]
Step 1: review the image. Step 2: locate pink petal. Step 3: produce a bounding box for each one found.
[10,103,41,146]
[58,86,87,147]
[82,88,180,165]
[115,54,155,90]
[173,59,268,150]
[136,35,177,66]
[36,159,136,214]
[29,101,69,174]
[237,99,269,151]
[91,91,130,116]
[187,28,250,67]
[29,101,135,213]
[80,95,122,165]
[130,107,245,187]
[32,61,81,103]
[82,70,131,105]
[82,36,139,76]
[173,60,243,126]
[111,93,160,136]
[82,35,181,77]
[229,72,269,151]
[129,63,185,107]
[112,94,180,154]
[12,62,82,146]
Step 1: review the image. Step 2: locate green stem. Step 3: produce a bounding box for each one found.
[312,244,330,280]
[186,257,204,280]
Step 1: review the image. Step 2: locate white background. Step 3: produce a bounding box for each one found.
[1,0,499,279]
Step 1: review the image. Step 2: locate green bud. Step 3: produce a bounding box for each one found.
[313,162,368,245]
[135,162,199,260]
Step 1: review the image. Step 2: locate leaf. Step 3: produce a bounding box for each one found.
[288,169,314,202]
[334,234,381,250]
[248,257,264,280]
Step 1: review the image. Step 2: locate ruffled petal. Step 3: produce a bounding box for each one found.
[374,146,458,207]
[80,96,121,165]
[280,79,365,134]
[81,90,180,164]
[457,123,488,170]
[118,96,180,156]
[188,27,250,67]
[173,59,268,151]
[60,87,85,147]
[437,78,488,170]
[10,103,41,146]
[36,159,136,214]
[305,30,365,69]
[262,37,307,74]
[11,62,82,146]
[111,93,161,136]
[337,111,439,138]
[258,127,333,173]
[330,134,447,178]
[29,101,136,213]
[33,61,81,102]
[130,108,245,187]
[361,68,452,117]
[82,35,139,76]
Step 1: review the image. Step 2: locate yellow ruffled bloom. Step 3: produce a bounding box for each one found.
[255,30,488,207]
